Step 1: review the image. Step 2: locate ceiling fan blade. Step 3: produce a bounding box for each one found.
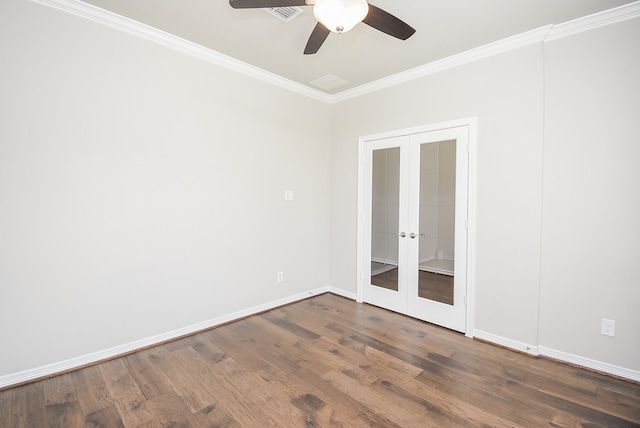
[229,0,308,9]
[362,4,415,40]
[304,22,331,55]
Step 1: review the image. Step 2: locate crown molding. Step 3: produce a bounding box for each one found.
[333,1,640,102]
[330,25,553,103]
[31,0,333,103]
[31,0,640,104]
[546,0,640,42]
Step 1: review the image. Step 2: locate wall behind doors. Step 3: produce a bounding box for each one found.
[331,43,546,350]
[330,16,640,376]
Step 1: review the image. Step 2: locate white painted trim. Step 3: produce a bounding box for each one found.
[539,346,640,383]
[357,117,477,335]
[0,286,333,389]
[356,138,365,304]
[464,117,478,339]
[546,1,640,42]
[331,26,553,103]
[474,329,540,356]
[4,287,635,388]
[30,0,640,104]
[326,286,357,301]
[474,330,640,382]
[361,117,480,143]
[30,0,333,103]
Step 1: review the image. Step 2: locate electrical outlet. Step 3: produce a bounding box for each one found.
[601,318,616,337]
[277,272,284,283]
[284,190,294,201]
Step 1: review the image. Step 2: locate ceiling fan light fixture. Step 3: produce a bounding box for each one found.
[313,0,369,34]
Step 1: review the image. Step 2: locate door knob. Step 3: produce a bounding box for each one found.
[394,231,406,238]
[409,232,425,239]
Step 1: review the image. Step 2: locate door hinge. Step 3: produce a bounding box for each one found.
[464,295,467,306]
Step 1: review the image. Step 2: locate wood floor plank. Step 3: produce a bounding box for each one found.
[84,405,125,428]
[123,349,175,400]
[283,296,458,358]
[216,318,303,375]
[263,364,400,428]
[42,374,84,427]
[213,315,395,426]
[261,368,362,428]
[19,383,46,427]
[193,401,243,428]
[593,384,640,422]
[243,315,349,378]
[99,358,155,427]
[308,320,532,424]
[70,365,114,417]
[322,369,428,426]
[503,377,638,427]
[1,293,639,427]
[143,392,207,428]
[146,345,217,414]
[205,356,311,426]
[267,304,426,381]
[198,328,271,372]
[196,353,302,426]
[1,386,27,428]
[369,377,512,427]
[8,383,49,428]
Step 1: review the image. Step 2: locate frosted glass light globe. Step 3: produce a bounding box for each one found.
[313,0,369,33]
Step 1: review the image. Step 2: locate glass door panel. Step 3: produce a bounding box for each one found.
[370,147,400,291]
[407,127,468,333]
[361,123,469,333]
[417,140,456,305]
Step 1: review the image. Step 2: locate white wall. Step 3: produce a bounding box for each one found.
[0,0,331,377]
[1,0,638,384]
[539,18,640,370]
[329,17,640,375]
[330,44,545,348]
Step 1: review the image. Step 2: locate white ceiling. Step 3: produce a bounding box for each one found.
[75,0,634,94]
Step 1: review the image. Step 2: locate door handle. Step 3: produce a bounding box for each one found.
[409,232,425,239]
[394,231,406,238]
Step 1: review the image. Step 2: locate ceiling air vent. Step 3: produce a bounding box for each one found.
[310,74,349,91]
[263,7,303,22]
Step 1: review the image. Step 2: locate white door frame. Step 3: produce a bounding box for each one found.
[356,117,478,338]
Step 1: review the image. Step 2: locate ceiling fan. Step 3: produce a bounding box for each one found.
[229,0,416,54]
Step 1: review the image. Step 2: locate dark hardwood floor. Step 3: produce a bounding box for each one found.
[1,293,639,427]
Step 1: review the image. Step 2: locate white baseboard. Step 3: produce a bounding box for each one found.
[5,292,636,389]
[538,346,640,383]
[473,329,540,356]
[326,286,356,301]
[0,286,334,390]
[474,329,640,382]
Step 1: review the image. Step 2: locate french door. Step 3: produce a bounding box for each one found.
[360,124,470,333]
